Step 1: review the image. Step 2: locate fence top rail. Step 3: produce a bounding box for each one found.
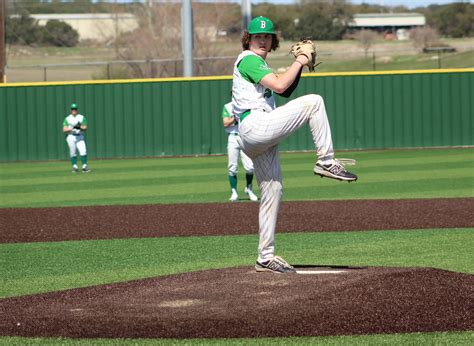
[6,56,238,69]
[1,68,472,88]
[7,45,474,70]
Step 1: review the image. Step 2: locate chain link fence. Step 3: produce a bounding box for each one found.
[5,47,474,83]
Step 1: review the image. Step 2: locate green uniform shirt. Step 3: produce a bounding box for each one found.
[222,102,238,134]
[63,114,87,135]
[238,55,273,84]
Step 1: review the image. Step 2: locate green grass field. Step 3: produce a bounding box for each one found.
[1,148,473,345]
[1,148,473,208]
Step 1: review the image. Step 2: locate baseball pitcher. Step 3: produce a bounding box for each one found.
[232,16,357,273]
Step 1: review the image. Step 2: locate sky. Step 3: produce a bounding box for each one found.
[111,0,473,8]
[348,0,472,8]
[253,0,472,8]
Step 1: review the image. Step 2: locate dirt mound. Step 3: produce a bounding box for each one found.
[0,266,472,339]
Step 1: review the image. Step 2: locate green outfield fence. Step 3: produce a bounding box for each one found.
[0,69,472,162]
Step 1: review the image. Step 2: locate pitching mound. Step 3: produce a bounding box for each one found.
[0,266,472,339]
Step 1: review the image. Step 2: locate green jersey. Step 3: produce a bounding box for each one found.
[63,114,87,135]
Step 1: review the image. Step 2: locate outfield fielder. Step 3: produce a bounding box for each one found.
[232,16,357,273]
[62,103,90,173]
[222,102,258,202]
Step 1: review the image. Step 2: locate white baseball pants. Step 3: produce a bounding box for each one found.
[227,134,254,176]
[237,94,335,262]
[66,134,87,158]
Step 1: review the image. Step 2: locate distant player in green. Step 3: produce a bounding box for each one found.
[62,103,90,173]
[222,102,258,202]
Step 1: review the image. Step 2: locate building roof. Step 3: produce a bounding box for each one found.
[349,13,426,27]
[28,13,136,21]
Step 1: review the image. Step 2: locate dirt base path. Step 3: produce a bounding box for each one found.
[1,198,473,243]
[1,198,473,339]
[0,266,472,339]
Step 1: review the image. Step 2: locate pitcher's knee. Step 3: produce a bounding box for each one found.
[305,94,324,106]
[259,180,283,202]
[269,181,282,198]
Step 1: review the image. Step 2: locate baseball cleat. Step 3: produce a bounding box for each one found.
[245,187,258,201]
[82,167,91,173]
[72,167,79,173]
[229,189,239,201]
[313,159,357,182]
[255,256,296,273]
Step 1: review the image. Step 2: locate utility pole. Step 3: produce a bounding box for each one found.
[181,0,193,77]
[0,0,5,83]
[241,0,251,32]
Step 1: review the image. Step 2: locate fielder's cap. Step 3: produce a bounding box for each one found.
[70,103,78,109]
[248,16,275,35]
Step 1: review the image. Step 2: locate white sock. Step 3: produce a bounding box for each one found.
[319,159,334,166]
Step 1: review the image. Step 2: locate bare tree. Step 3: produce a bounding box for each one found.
[193,3,240,77]
[108,2,239,79]
[354,29,378,58]
[410,26,440,50]
[112,3,182,78]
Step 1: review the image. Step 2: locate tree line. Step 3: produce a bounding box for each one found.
[256,2,473,40]
[6,10,79,47]
[6,1,474,47]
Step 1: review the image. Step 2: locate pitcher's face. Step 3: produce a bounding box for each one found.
[249,34,272,58]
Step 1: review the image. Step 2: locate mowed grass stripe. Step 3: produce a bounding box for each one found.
[0,179,471,207]
[0,155,227,171]
[0,162,474,198]
[0,149,474,192]
[0,156,227,178]
[283,163,473,180]
[1,148,472,185]
[280,147,473,163]
[1,148,473,207]
[1,147,471,180]
[0,172,226,193]
[284,178,473,200]
[0,192,229,208]
[2,159,472,193]
[1,176,472,208]
[0,228,472,298]
[0,165,226,187]
[281,156,474,171]
[2,331,474,345]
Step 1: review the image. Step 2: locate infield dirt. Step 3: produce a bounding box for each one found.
[1,198,473,243]
[0,266,473,339]
[0,198,473,339]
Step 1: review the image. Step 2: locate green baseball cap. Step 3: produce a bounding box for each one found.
[70,103,78,109]
[248,16,275,35]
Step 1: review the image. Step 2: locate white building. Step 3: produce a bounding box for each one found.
[30,13,139,42]
[348,13,426,40]
[28,13,221,43]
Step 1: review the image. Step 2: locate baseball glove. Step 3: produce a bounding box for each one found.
[73,122,81,130]
[289,39,320,72]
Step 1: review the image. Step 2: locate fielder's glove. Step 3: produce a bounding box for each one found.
[73,122,81,130]
[289,39,321,72]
